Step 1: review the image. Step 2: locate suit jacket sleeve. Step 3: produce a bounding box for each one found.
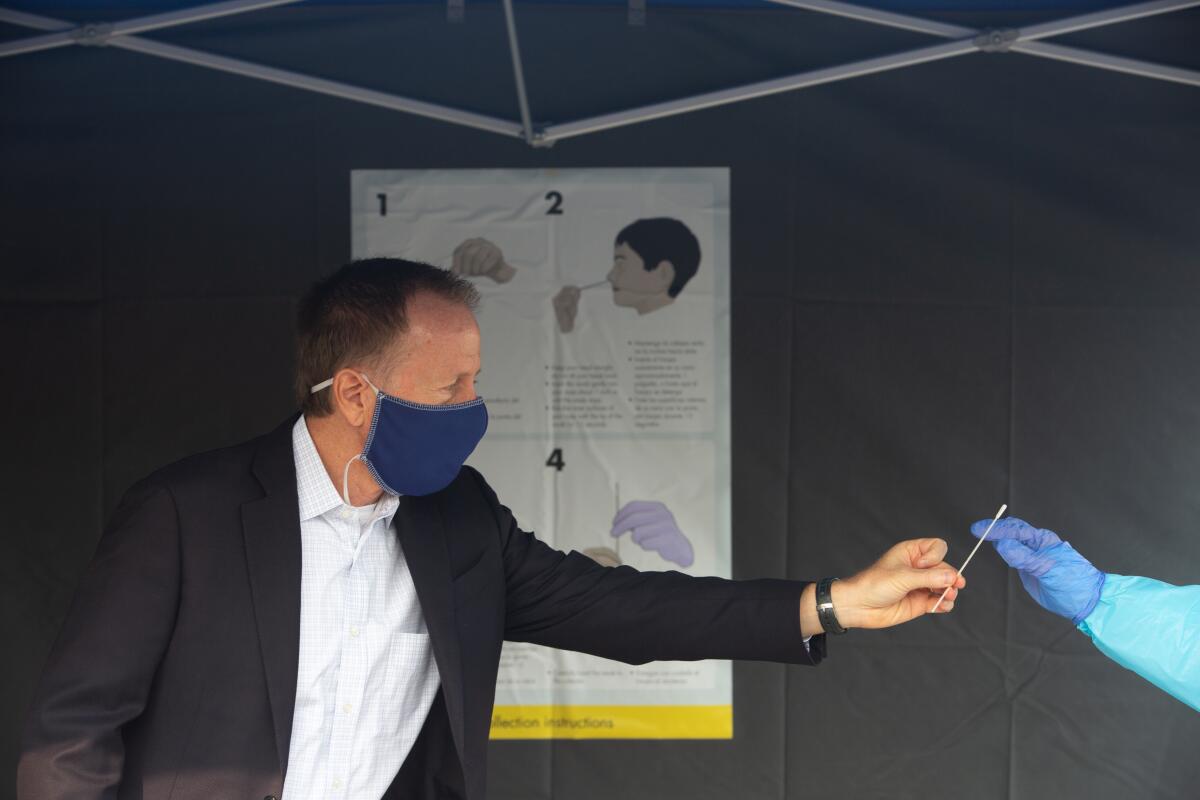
[18,476,182,800]
[467,469,824,667]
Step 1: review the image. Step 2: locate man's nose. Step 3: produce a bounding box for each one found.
[606,266,617,284]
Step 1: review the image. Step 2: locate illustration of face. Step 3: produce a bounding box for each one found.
[607,242,672,309]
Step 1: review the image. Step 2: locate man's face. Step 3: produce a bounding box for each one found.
[377,292,481,406]
[607,242,672,308]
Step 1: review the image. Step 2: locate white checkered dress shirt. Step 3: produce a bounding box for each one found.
[281,417,441,800]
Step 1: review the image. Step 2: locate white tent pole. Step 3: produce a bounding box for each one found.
[0,7,73,30]
[541,38,978,143]
[112,35,525,138]
[1014,40,1200,88]
[0,7,75,58]
[770,0,1200,42]
[1017,0,1200,40]
[108,0,305,38]
[109,36,526,138]
[767,0,1200,90]
[767,0,975,38]
[0,32,75,59]
[0,4,523,138]
[0,1,304,59]
[500,0,537,145]
[1,1,1196,144]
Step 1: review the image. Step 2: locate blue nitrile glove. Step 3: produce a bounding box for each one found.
[611,500,695,568]
[970,517,1106,624]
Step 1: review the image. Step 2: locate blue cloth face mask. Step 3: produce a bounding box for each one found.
[311,373,488,499]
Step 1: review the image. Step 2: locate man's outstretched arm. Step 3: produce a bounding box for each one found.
[470,470,964,664]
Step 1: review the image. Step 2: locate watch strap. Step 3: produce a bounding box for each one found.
[816,577,848,635]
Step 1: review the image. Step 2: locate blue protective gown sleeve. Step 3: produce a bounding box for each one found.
[1076,574,1200,712]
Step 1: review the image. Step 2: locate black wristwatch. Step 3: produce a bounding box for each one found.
[816,577,848,635]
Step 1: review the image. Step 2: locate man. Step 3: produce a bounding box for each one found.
[19,259,967,800]
[970,516,1198,712]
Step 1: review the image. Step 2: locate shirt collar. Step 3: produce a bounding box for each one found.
[292,416,400,525]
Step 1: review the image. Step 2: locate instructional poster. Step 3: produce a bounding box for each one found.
[352,168,731,739]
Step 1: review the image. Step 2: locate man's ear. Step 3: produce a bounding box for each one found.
[330,369,376,428]
[652,260,676,293]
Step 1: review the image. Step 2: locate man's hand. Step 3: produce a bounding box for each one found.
[552,286,582,333]
[451,237,517,284]
[801,538,966,636]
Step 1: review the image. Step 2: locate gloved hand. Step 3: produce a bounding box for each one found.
[611,500,694,568]
[971,517,1105,624]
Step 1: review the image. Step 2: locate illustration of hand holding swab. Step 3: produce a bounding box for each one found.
[552,281,609,333]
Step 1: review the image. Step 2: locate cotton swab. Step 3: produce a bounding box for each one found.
[579,280,609,291]
[931,503,1007,613]
[613,482,621,560]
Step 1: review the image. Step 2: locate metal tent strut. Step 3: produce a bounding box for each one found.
[0,0,525,138]
[0,0,1197,147]
[542,0,1200,142]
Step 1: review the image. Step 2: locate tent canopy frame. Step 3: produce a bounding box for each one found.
[1,0,1197,147]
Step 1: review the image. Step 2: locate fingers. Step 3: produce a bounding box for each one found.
[451,238,506,279]
[971,516,1021,539]
[552,286,582,332]
[925,561,966,589]
[925,587,958,614]
[993,538,1037,570]
[612,511,673,539]
[450,239,481,275]
[629,520,681,546]
[611,500,667,531]
[913,537,948,567]
[627,527,694,568]
[902,566,961,593]
[971,517,1061,551]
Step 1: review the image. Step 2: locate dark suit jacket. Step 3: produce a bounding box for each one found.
[18,417,824,800]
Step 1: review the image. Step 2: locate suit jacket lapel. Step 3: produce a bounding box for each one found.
[394,495,467,762]
[242,417,303,777]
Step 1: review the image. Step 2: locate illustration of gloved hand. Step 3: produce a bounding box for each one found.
[611,500,694,568]
[971,517,1105,624]
[451,237,516,283]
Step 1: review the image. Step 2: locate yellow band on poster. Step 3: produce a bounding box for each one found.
[489,705,732,739]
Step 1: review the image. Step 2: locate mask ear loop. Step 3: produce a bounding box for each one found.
[341,454,361,508]
[340,372,381,507]
[359,372,382,397]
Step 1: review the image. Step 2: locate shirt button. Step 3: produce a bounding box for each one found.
[343,703,353,713]
[349,626,360,637]
[332,778,343,790]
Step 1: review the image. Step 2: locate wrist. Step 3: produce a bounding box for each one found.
[800,582,822,637]
[829,577,864,630]
[800,578,858,637]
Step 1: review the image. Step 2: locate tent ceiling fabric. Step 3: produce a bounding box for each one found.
[0,0,1197,145]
